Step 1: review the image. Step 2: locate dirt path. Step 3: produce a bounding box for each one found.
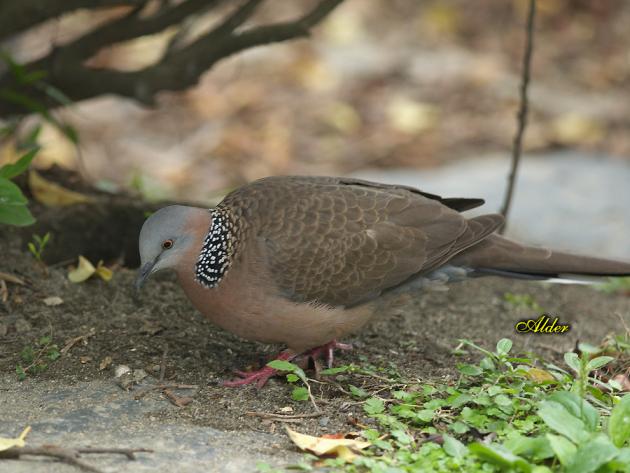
[1,232,629,472]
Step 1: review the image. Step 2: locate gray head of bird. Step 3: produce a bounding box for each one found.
[136,205,204,289]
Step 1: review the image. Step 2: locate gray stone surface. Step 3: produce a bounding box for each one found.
[0,377,296,472]
[353,151,630,259]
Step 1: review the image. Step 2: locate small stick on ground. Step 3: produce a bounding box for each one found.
[0,446,153,473]
[60,328,96,355]
[0,271,26,285]
[159,346,168,382]
[163,388,194,407]
[0,279,8,304]
[245,411,323,422]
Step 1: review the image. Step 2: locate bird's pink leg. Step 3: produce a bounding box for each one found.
[303,340,353,368]
[223,349,296,388]
[223,340,352,388]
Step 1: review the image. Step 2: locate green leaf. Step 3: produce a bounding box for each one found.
[443,434,467,459]
[0,147,38,179]
[0,176,28,205]
[577,343,600,355]
[564,352,581,373]
[320,366,349,375]
[20,346,35,363]
[505,435,554,461]
[286,373,299,383]
[493,394,513,407]
[547,391,599,431]
[267,360,298,372]
[609,395,630,447]
[364,398,385,415]
[566,435,618,473]
[449,421,469,434]
[585,356,614,372]
[15,365,26,381]
[47,350,60,361]
[0,204,35,226]
[468,443,532,472]
[416,409,435,422]
[496,338,513,356]
[546,433,577,466]
[608,448,630,472]
[42,84,74,107]
[537,400,589,443]
[349,385,368,398]
[291,387,309,401]
[391,430,412,445]
[458,364,482,376]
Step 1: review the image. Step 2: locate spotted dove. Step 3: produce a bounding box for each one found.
[136,176,630,387]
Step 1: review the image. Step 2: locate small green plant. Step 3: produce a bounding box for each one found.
[266,359,317,407]
[503,292,543,312]
[287,336,630,472]
[27,232,51,261]
[598,277,630,295]
[16,335,61,380]
[0,147,38,226]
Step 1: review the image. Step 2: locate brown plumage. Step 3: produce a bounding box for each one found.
[137,176,630,387]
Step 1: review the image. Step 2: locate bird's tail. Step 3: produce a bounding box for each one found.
[450,234,630,282]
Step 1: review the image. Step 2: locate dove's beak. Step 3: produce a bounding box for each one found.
[135,261,156,290]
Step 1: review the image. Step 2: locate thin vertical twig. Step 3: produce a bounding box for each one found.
[499,0,536,234]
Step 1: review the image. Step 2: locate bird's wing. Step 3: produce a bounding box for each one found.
[223,176,503,307]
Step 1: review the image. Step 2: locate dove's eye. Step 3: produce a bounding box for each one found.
[162,239,174,250]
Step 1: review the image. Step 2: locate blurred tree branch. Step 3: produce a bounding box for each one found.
[0,0,344,117]
[0,0,147,42]
[499,0,536,232]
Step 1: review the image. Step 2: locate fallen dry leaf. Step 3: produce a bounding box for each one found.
[526,368,556,383]
[285,426,370,462]
[43,296,63,306]
[0,426,31,452]
[29,169,95,207]
[68,255,96,283]
[68,257,113,283]
[95,261,113,282]
[0,271,25,285]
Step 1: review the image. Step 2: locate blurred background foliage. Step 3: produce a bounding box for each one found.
[1,0,629,204]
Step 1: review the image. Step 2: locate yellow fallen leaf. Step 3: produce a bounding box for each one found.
[68,255,96,283]
[526,368,555,383]
[95,261,113,282]
[29,169,95,207]
[0,426,31,451]
[285,427,370,462]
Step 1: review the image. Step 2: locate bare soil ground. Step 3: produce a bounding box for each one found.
[1,226,629,471]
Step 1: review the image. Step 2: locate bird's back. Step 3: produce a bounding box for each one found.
[219,176,503,307]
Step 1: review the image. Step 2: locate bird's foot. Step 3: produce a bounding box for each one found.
[303,340,353,369]
[223,350,295,389]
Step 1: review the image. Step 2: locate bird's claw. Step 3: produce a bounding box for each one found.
[223,366,279,388]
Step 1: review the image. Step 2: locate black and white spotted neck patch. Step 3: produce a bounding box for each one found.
[195,207,235,288]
